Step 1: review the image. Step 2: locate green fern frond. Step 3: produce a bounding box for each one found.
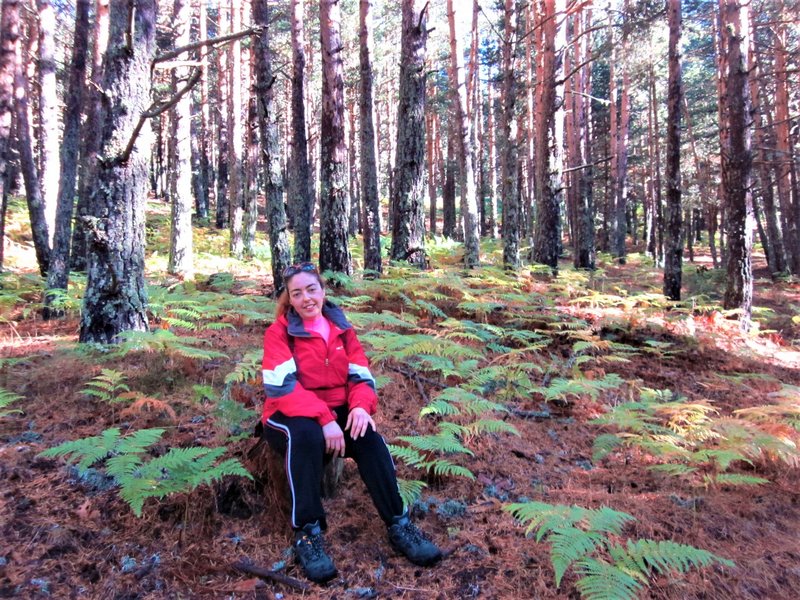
[397,432,474,456]
[592,433,623,462]
[573,557,645,600]
[609,538,734,575]
[397,478,427,508]
[0,388,24,417]
[224,350,263,385]
[710,473,769,486]
[462,419,519,437]
[551,529,607,586]
[585,506,636,536]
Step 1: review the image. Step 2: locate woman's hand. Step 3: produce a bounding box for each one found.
[346,407,376,439]
[322,421,345,458]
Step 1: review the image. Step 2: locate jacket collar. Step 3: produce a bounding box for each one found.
[284,299,351,337]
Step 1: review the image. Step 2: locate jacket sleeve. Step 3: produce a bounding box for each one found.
[342,328,378,414]
[261,321,336,425]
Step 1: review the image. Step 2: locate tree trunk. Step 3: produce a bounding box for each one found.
[319,0,352,274]
[254,0,291,294]
[772,19,799,274]
[71,0,110,272]
[195,0,211,222]
[447,0,480,268]
[359,0,381,274]
[663,0,683,300]
[243,39,259,259]
[0,0,21,272]
[167,0,194,277]
[572,7,595,270]
[36,0,58,243]
[347,108,360,237]
[228,0,244,258]
[611,4,630,263]
[486,83,498,239]
[389,0,428,268]
[79,0,157,344]
[442,127,456,239]
[500,0,519,269]
[14,27,50,276]
[719,0,754,329]
[43,0,90,317]
[426,93,437,236]
[750,30,786,275]
[215,6,230,229]
[290,0,313,263]
[530,0,565,273]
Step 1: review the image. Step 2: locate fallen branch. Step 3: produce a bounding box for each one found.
[509,407,553,420]
[231,560,310,592]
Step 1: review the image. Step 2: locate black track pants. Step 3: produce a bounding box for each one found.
[263,405,404,530]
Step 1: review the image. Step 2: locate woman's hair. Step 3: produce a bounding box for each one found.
[274,263,326,319]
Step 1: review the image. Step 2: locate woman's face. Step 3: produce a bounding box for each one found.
[287,271,325,320]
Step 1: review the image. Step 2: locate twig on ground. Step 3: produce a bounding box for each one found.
[508,407,553,420]
[231,559,310,592]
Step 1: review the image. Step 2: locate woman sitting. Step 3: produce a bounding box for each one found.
[260,262,441,583]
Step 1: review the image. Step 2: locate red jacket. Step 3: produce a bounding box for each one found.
[261,301,378,425]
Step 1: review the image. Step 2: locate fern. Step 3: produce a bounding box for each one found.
[504,501,733,600]
[38,427,252,517]
[115,329,228,360]
[224,350,263,386]
[396,478,427,508]
[82,369,131,404]
[0,388,23,417]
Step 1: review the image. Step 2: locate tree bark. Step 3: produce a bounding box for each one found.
[36,0,58,243]
[14,26,50,276]
[80,0,157,344]
[571,7,595,270]
[442,127,456,239]
[290,0,313,263]
[167,0,194,277]
[530,0,565,273]
[72,0,110,272]
[195,0,211,221]
[319,0,352,274]
[0,0,20,272]
[663,0,683,301]
[43,0,90,317]
[228,0,244,258]
[254,0,291,294]
[772,18,799,274]
[500,0,519,269]
[447,0,480,268]
[359,0,381,274]
[719,0,754,329]
[215,5,229,230]
[389,0,428,268]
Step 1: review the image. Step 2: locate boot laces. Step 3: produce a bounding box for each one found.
[297,532,325,560]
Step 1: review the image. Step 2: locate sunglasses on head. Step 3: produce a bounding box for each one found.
[282,261,318,279]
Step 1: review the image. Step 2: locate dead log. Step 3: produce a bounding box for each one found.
[231,559,310,592]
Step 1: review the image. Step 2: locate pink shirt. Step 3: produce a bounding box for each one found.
[303,315,331,344]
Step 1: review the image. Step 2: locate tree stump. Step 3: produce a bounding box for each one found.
[247,439,344,519]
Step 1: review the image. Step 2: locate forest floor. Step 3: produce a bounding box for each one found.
[1,210,800,599]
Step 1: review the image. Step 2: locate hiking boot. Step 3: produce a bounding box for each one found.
[388,512,442,566]
[294,521,337,583]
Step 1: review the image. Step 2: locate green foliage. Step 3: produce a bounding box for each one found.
[504,501,733,599]
[82,369,131,404]
[590,387,799,486]
[0,388,23,417]
[224,350,263,386]
[397,478,427,509]
[38,427,251,517]
[542,373,624,403]
[115,329,228,360]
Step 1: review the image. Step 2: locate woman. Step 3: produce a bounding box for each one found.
[260,262,441,583]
